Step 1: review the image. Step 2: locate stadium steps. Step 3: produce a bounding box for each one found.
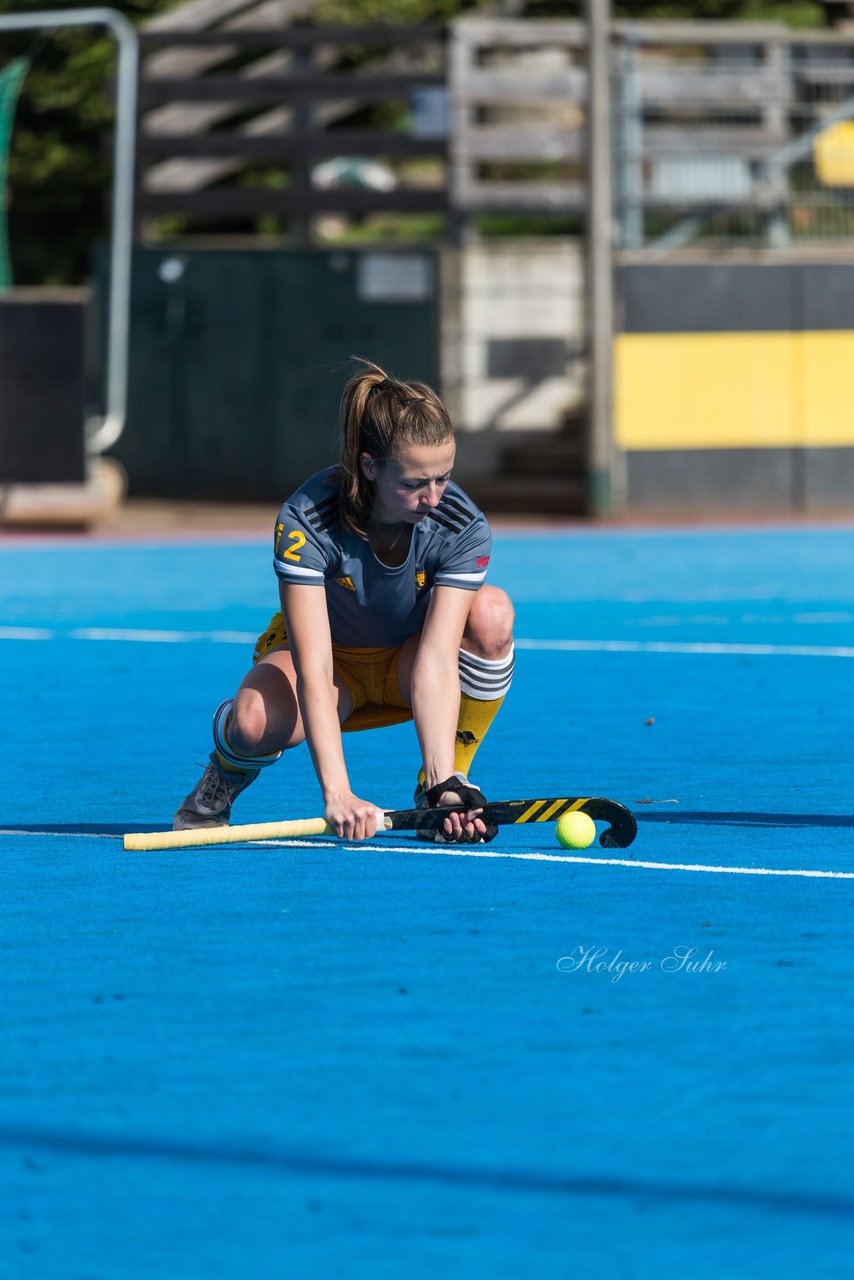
[462,417,588,518]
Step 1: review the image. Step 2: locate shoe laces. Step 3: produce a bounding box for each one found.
[196,762,235,811]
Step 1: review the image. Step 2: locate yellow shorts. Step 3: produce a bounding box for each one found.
[253,611,414,733]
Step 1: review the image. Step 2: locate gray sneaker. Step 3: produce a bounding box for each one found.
[173,754,260,830]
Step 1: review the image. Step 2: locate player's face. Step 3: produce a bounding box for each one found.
[365,439,456,525]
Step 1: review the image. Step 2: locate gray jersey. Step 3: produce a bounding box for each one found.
[273,467,492,647]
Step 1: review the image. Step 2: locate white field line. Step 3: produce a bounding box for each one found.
[2,828,851,879]
[300,843,854,878]
[2,626,854,659]
[70,627,260,644]
[515,639,854,659]
[0,626,56,640]
[0,828,119,839]
[0,627,258,644]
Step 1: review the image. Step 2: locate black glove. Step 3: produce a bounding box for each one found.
[423,774,498,844]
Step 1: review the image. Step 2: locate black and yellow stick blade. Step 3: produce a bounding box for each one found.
[387,796,637,849]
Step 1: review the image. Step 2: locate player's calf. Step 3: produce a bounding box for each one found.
[454,590,515,779]
[173,698,282,830]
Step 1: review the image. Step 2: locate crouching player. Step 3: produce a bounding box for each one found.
[174,359,515,843]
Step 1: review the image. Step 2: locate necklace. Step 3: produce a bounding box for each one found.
[371,520,410,563]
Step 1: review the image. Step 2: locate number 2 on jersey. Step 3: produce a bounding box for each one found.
[282,530,306,562]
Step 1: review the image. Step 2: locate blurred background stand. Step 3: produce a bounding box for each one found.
[5,6,854,525]
[0,8,136,530]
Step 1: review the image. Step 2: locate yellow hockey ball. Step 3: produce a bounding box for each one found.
[555,811,597,850]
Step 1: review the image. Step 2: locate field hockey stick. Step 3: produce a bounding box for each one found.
[123,796,636,852]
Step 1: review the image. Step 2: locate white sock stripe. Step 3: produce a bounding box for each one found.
[460,670,514,693]
[458,657,515,678]
[458,645,515,671]
[211,699,282,769]
[458,646,515,699]
[460,680,512,700]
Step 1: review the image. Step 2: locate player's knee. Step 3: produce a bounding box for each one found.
[465,586,515,658]
[230,689,283,755]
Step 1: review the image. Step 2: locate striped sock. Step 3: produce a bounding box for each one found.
[454,646,514,776]
[415,647,514,790]
[410,647,511,785]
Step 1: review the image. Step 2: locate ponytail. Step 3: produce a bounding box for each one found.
[338,357,453,536]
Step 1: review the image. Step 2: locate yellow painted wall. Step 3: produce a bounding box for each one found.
[615,331,854,451]
[801,332,854,446]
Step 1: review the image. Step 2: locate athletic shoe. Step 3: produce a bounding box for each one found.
[173,754,260,830]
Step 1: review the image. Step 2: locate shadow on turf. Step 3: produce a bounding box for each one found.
[637,812,854,830]
[0,822,429,846]
[4,814,854,839]
[0,1125,851,1220]
[0,822,516,846]
[0,823,163,836]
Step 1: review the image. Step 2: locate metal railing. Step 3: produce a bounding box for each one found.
[0,8,137,454]
[131,15,854,250]
[613,23,854,252]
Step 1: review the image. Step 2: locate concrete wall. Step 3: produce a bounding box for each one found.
[442,239,586,456]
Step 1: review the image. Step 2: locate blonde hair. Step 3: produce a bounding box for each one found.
[338,358,453,535]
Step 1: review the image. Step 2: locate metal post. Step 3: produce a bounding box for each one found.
[617,32,643,251]
[765,37,790,250]
[0,8,138,455]
[585,0,621,515]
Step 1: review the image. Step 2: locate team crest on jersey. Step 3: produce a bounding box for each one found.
[477,555,490,569]
[415,570,427,590]
[335,575,356,592]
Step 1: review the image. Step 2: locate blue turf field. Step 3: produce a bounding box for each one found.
[1,523,853,1279]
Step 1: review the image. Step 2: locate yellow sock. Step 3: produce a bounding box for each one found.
[416,693,506,789]
[416,646,514,790]
[453,693,505,777]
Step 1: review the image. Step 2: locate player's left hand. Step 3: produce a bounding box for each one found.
[426,775,498,843]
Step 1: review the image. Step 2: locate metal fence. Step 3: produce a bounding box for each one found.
[132,14,854,249]
[613,23,854,252]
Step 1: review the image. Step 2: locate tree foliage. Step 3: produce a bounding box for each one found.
[0,1,124,283]
[0,0,828,284]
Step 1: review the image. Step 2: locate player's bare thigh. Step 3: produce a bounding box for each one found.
[228,647,353,755]
[394,585,514,703]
